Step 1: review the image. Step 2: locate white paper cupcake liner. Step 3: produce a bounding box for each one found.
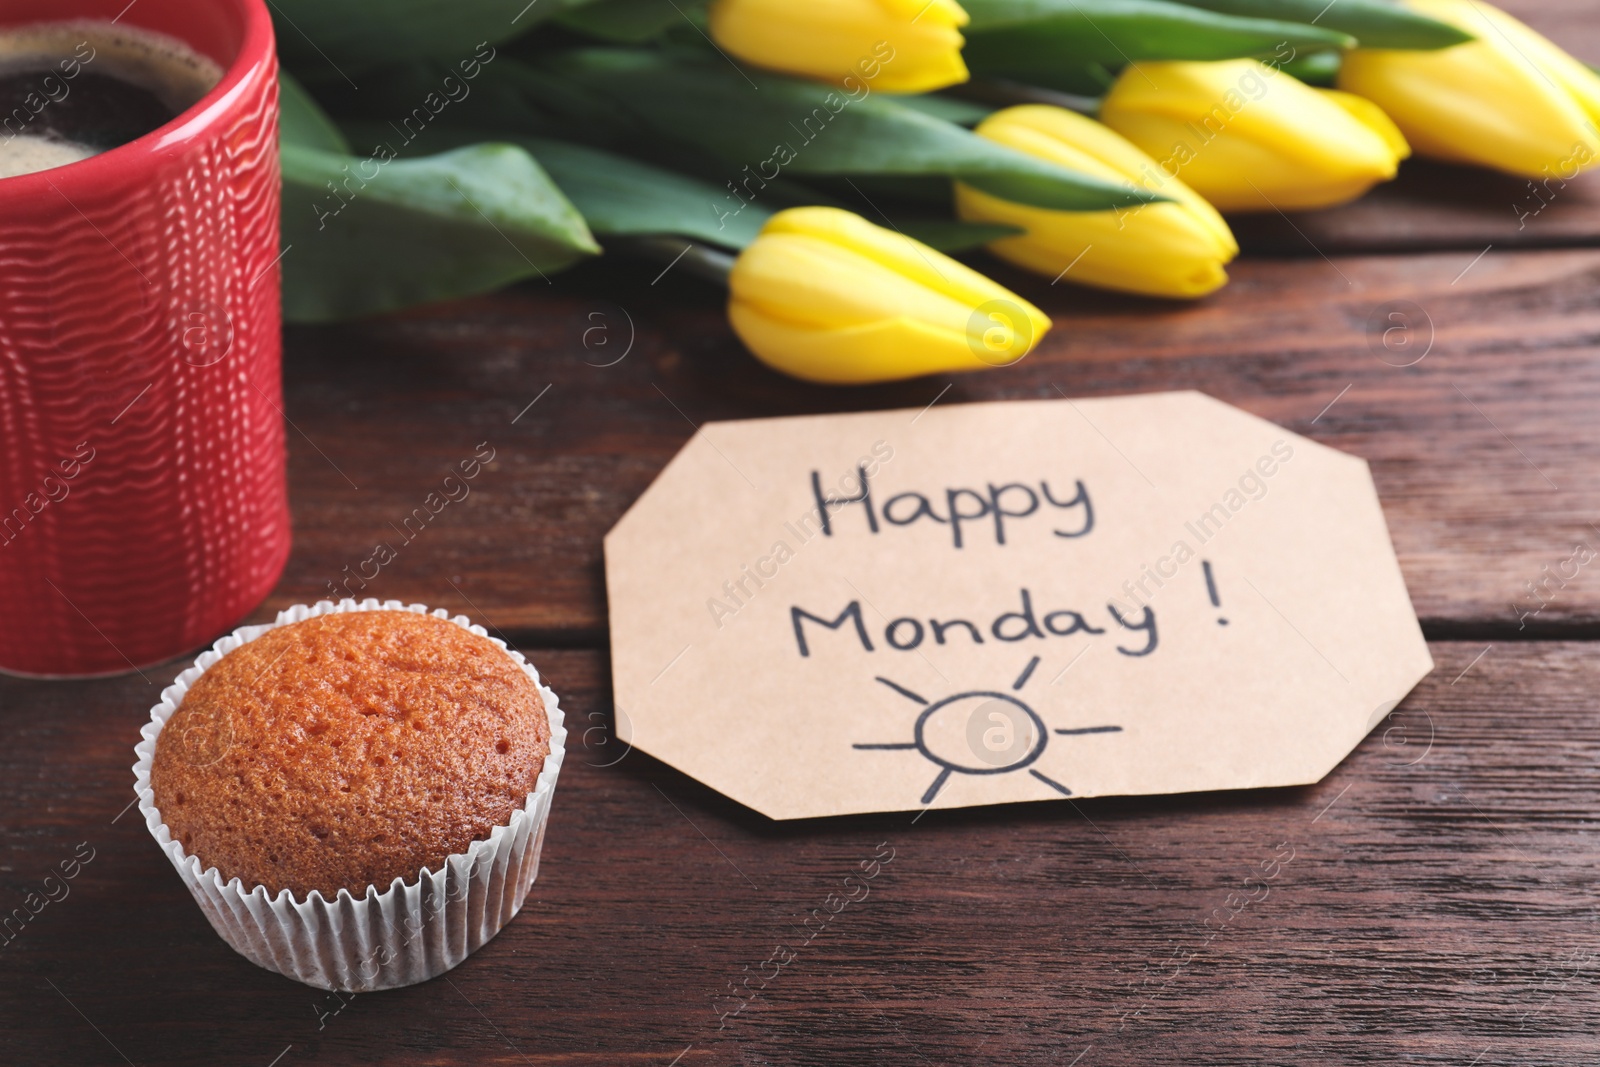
[132,598,567,992]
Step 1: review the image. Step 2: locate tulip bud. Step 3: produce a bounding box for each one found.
[955,105,1238,299]
[1100,59,1410,212]
[1337,0,1600,180]
[707,0,970,94]
[727,207,1050,384]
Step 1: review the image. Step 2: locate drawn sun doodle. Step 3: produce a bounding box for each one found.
[853,656,1123,805]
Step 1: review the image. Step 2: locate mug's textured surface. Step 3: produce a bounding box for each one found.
[0,0,286,675]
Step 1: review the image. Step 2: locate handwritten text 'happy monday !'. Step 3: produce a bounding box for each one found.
[788,462,1159,658]
[703,439,1297,662]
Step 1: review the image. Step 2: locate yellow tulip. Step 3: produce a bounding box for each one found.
[1100,59,1410,212]
[1338,0,1600,180]
[727,207,1050,385]
[955,105,1237,299]
[707,0,970,94]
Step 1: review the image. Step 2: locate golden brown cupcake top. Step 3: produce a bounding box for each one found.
[150,610,550,899]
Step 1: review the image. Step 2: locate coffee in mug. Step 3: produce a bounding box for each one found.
[0,20,222,178]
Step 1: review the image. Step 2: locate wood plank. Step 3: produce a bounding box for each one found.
[1501,0,1600,58]
[1230,159,1600,256]
[3,642,1595,1065]
[262,247,1600,640]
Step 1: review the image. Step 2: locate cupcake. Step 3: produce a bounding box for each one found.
[132,600,566,992]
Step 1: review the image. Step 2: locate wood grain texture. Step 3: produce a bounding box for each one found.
[1231,159,1600,255]
[259,246,1600,641]
[3,643,1595,1066]
[1501,0,1600,55]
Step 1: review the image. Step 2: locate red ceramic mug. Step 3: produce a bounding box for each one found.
[0,0,287,676]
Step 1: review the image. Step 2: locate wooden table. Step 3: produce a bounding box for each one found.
[8,7,1600,1062]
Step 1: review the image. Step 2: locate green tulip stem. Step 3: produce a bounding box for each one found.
[953,79,1103,118]
[618,236,739,287]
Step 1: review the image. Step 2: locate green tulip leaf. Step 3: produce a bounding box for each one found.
[269,0,598,79]
[555,0,709,42]
[1278,49,1343,85]
[279,70,350,152]
[511,136,771,247]
[502,49,1166,211]
[963,0,1354,90]
[896,220,1026,250]
[347,117,1025,259]
[1173,0,1473,49]
[353,122,774,248]
[1005,63,1120,95]
[278,75,599,323]
[885,93,997,127]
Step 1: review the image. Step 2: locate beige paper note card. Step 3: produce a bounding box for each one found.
[604,391,1432,820]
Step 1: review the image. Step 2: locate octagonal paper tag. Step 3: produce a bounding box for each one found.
[604,391,1432,820]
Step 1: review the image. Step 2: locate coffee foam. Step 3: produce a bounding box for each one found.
[0,135,95,179]
[0,19,223,115]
